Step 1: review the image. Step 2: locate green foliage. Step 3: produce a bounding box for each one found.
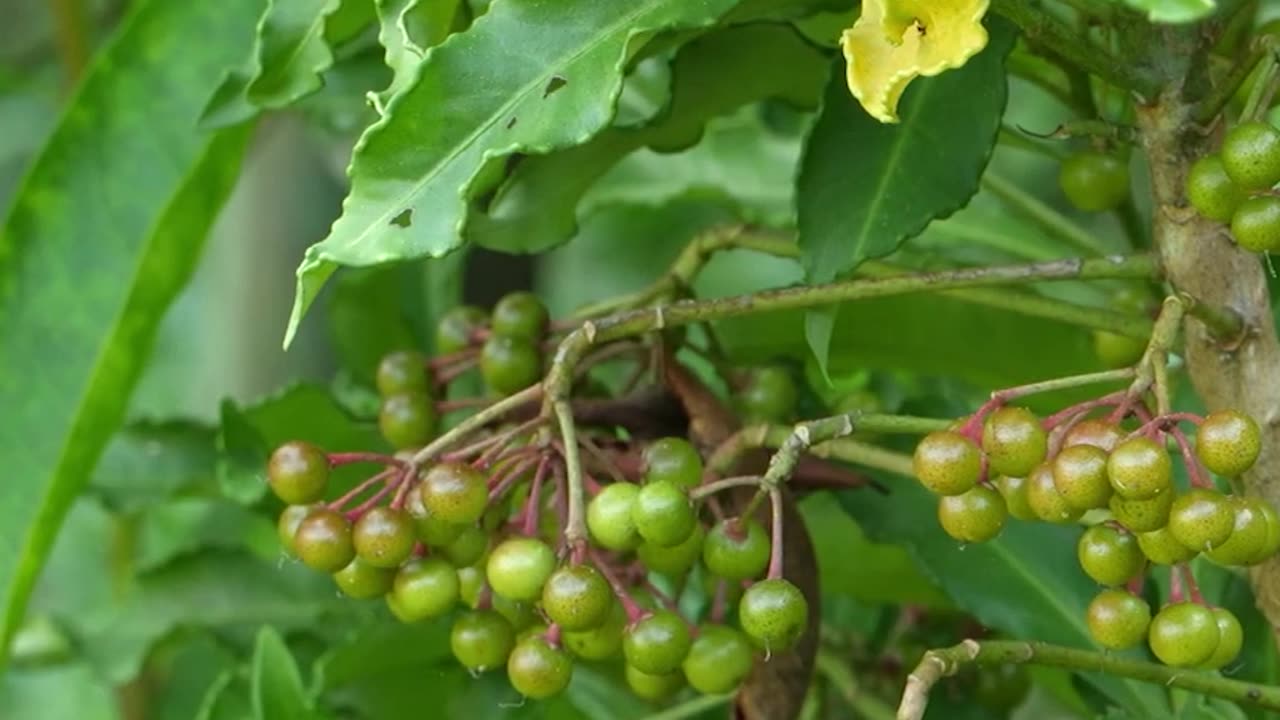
[251,627,317,720]
[1119,0,1217,23]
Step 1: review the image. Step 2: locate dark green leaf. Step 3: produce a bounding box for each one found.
[91,421,219,512]
[217,399,274,505]
[151,633,241,720]
[0,0,259,659]
[286,0,742,345]
[135,498,278,572]
[252,626,314,720]
[196,671,254,720]
[373,0,465,106]
[328,266,426,385]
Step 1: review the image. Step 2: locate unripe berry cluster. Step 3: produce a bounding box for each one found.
[1186,121,1280,253]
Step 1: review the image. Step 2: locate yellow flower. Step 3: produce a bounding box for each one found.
[841,0,991,123]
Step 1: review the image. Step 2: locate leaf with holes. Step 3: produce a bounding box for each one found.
[372,0,465,109]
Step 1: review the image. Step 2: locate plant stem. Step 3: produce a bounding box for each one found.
[411,384,543,465]
[639,693,732,720]
[1178,291,1248,345]
[553,399,588,555]
[981,172,1113,256]
[50,0,90,88]
[1195,37,1275,124]
[897,639,1280,720]
[766,488,785,579]
[690,475,763,500]
[815,650,898,720]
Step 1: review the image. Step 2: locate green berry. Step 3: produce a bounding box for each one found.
[294,508,356,573]
[1196,409,1261,477]
[491,291,550,341]
[624,610,692,675]
[268,441,330,505]
[1107,436,1173,500]
[375,350,429,397]
[563,600,626,660]
[1187,155,1246,222]
[480,336,542,396]
[1137,526,1197,565]
[982,407,1048,478]
[738,366,798,424]
[994,474,1036,521]
[1094,330,1147,370]
[937,486,1007,543]
[387,557,459,622]
[1086,589,1151,650]
[277,504,316,557]
[587,483,641,551]
[1231,196,1280,252]
[1027,463,1083,524]
[436,305,487,354]
[493,594,540,632]
[642,437,704,489]
[542,564,612,632]
[352,506,417,568]
[1059,151,1130,212]
[639,524,705,577]
[1077,524,1144,586]
[419,462,489,526]
[1221,121,1280,190]
[1206,496,1275,566]
[1109,491,1174,533]
[379,392,438,450]
[457,564,484,607]
[1149,602,1221,667]
[1168,488,1235,551]
[332,556,396,599]
[1063,419,1124,452]
[405,488,466,546]
[1201,607,1243,670]
[625,665,684,701]
[1053,444,1113,511]
[632,480,697,547]
[451,610,515,672]
[702,518,770,581]
[738,578,808,651]
[682,625,755,695]
[1256,500,1280,563]
[912,431,982,496]
[440,525,489,567]
[507,635,572,699]
[487,537,556,601]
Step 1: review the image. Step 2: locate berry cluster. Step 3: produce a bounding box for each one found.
[1187,120,1280,253]
[913,396,1278,669]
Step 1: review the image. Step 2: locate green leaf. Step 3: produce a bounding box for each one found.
[373,0,465,107]
[0,0,259,664]
[251,626,314,720]
[1118,0,1216,23]
[285,0,741,346]
[328,266,425,385]
[798,19,1014,370]
[135,498,278,572]
[0,664,119,720]
[467,22,827,253]
[91,421,218,512]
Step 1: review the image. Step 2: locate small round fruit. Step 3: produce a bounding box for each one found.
[625,665,684,701]
[419,462,489,526]
[491,291,550,341]
[439,525,488,568]
[1187,154,1246,222]
[563,600,626,660]
[1202,607,1243,670]
[1221,121,1280,190]
[1063,419,1124,452]
[1206,496,1274,566]
[624,610,693,675]
[1109,492,1174,533]
[912,431,982,496]
[277,504,316,557]
[994,475,1036,521]
[405,489,466,546]
[1197,409,1261,478]
[738,578,808,651]
[1148,602,1221,667]
[333,556,396,599]
[352,506,416,568]
[507,635,572,699]
[1107,436,1172,500]
[1256,501,1280,563]
[387,557,459,622]
[486,537,556,601]
[479,336,542,396]
[632,480,696,547]
[1168,488,1235,551]
[587,483,641,551]
[1137,526,1197,565]
[542,564,612,632]
[1231,196,1280,252]
[457,564,484,607]
[451,610,515,672]
[379,392,438,449]
[294,508,356,573]
[1086,589,1151,650]
[1077,524,1144,586]
[268,441,330,504]
[702,518,770,580]
[375,350,429,397]
[436,305,487,354]
[493,595,540,632]
[1053,444,1113,511]
[642,437,704,489]
[1059,151,1130,212]
[639,524,705,577]
[1094,331,1147,370]
[1027,463,1083,524]
[937,486,1007,543]
[982,407,1048,478]
[738,366,798,424]
[683,625,755,695]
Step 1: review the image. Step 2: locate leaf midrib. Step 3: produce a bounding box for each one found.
[248,0,340,100]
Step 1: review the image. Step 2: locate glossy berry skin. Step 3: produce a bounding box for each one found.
[1077,525,1143,586]
[268,441,330,504]
[1197,410,1261,478]
[375,350,429,397]
[1053,444,1113,511]
[1094,331,1146,370]
[542,564,612,632]
[451,610,515,672]
[912,431,982,496]
[1109,491,1173,533]
[1221,121,1280,190]
[642,437,704,489]
[982,407,1048,478]
[294,508,356,573]
[1106,436,1172,500]
[738,366,798,424]
[937,486,1007,543]
[419,462,489,526]
[1063,419,1124,452]
[739,578,808,651]
[479,336,542,396]
[632,480,696,547]
[1187,155,1246,222]
[487,537,556,601]
[493,595,540,632]
[1027,463,1083,524]
[1207,496,1275,566]
[1202,608,1243,670]
[1137,526,1197,565]
[1059,151,1130,212]
[456,564,483,607]
[491,291,550,341]
[277,504,316,557]
[1087,589,1151,650]
[702,519,770,581]
[587,483,641,551]
[639,524,704,577]
[682,625,755,695]
[332,557,396,599]
[1257,501,1280,563]
[387,557,459,622]
[625,665,684,701]
[507,635,572,699]
[624,611,693,675]
[440,525,488,568]
[405,489,465,546]
[352,506,417,568]
[563,600,626,660]
[1231,196,1280,252]
[994,474,1036,521]
[379,392,437,450]
[435,305,487,354]
[1168,488,1235,551]
[1149,603,1221,668]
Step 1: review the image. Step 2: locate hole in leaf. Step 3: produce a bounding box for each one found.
[543,75,567,98]
[390,209,412,228]
[506,116,518,129]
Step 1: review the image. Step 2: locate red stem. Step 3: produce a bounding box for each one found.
[1042,391,1127,429]
[1179,564,1206,605]
[389,467,417,510]
[428,347,479,371]
[487,454,541,503]
[327,468,397,511]
[766,489,786,580]
[1169,564,1185,604]
[543,623,563,649]
[522,456,552,537]
[1126,572,1146,596]
[592,550,645,622]
[327,452,406,468]
[710,580,729,624]
[1171,426,1214,489]
[344,478,400,521]
[436,398,491,413]
[436,357,480,384]
[643,579,683,615]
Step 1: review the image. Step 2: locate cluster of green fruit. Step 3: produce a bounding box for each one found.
[913,403,1278,669]
[1187,120,1280,252]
